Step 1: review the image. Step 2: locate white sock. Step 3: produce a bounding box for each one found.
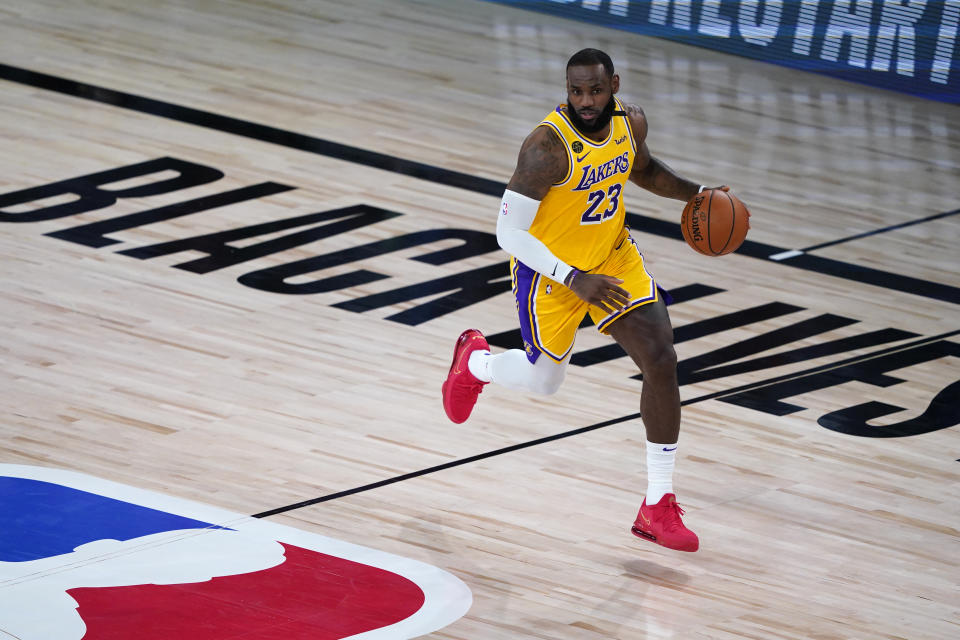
[467,350,492,382]
[645,440,677,505]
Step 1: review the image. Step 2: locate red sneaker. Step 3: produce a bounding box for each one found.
[631,493,699,552]
[441,329,490,424]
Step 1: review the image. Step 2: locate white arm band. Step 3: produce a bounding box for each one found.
[496,189,573,285]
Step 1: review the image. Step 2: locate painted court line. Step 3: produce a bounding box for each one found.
[253,329,959,517]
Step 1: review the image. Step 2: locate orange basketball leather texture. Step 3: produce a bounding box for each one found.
[681,189,751,256]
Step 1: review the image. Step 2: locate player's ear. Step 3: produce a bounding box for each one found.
[611,73,620,94]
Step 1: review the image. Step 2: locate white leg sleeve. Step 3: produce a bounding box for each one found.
[488,349,567,395]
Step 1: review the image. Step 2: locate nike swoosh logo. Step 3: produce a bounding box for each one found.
[453,336,481,375]
[551,263,558,277]
[639,509,651,525]
[664,446,677,452]
[576,152,591,162]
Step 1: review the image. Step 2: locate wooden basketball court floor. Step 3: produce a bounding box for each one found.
[1,0,958,638]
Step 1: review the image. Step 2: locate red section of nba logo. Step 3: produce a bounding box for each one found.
[69,543,425,639]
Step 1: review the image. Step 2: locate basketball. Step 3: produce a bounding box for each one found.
[681,188,751,256]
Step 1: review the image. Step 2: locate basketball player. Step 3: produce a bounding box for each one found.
[443,49,730,552]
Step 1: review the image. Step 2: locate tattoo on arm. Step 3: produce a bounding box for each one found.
[624,103,699,202]
[506,126,568,201]
[632,152,700,202]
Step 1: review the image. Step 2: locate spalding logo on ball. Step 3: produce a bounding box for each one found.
[681,188,751,256]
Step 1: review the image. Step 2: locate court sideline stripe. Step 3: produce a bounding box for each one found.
[251,328,959,518]
[1,63,957,306]
[800,208,960,252]
[0,63,505,197]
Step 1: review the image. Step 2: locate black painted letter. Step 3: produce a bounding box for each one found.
[0,157,223,222]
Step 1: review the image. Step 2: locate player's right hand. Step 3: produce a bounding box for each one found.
[568,273,631,313]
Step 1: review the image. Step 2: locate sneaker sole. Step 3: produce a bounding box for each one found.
[630,525,657,543]
[630,525,698,552]
[441,332,465,423]
[441,379,467,424]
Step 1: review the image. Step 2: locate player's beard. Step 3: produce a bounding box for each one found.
[566,96,616,134]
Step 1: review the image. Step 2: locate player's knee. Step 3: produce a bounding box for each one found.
[530,377,563,395]
[656,341,678,367]
[619,313,676,371]
[529,370,564,395]
[644,341,677,378]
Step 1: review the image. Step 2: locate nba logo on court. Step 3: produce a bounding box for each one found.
[0,465,471,639]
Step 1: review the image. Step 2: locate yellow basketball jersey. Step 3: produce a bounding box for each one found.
[531,98,637,272]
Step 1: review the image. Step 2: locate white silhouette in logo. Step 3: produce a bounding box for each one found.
[0,528,286,640]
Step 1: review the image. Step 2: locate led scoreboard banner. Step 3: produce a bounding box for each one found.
[481,0,960,104]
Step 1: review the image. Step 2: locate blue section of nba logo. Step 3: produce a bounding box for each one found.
[0,477,219,562]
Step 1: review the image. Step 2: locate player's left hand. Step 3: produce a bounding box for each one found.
[568,272,630,313]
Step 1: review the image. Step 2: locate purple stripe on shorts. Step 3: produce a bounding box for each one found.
[596,278,660,333]
[657,284,673,305]
[626,233,672,305]
[513,260,542,364]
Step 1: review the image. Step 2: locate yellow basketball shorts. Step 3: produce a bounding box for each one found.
[511,227,666,364]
